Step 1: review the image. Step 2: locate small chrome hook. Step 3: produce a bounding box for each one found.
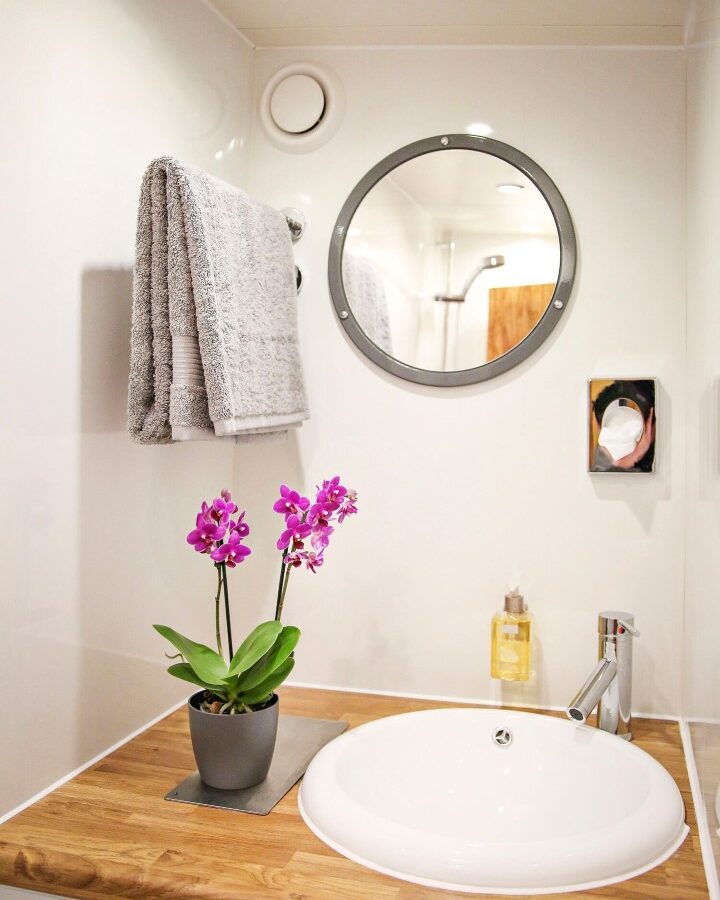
[282,207,306,243]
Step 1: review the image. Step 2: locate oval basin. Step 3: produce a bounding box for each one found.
[299,708,688,895]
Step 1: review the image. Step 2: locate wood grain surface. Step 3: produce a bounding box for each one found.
[486,282,554,361]
[0,687,708,899]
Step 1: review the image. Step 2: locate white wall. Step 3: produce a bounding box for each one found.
[245,45,686,716]
[685,2,720,723]
[685,0,720,880]
[0,5,692,822]
[0,0,254,817]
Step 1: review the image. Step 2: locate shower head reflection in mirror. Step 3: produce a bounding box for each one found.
[434,254,506,303]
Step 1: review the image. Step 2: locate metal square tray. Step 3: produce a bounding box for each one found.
[165,714,347,815]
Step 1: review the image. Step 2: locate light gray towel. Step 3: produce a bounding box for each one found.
[342,252,392,355]
[128,157,309,444]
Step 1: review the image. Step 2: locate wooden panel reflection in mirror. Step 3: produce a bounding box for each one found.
[487,283,555,361]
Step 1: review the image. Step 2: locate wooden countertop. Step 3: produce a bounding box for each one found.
[0,687,708,899]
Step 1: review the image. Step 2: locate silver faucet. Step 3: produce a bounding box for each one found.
[566,611,640,740]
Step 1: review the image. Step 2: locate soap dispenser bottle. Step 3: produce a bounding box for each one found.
[491,588,533,682]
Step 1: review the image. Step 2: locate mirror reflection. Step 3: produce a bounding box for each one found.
[342,149,561,372]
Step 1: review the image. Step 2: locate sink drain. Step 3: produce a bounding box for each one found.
[492,727,513,748]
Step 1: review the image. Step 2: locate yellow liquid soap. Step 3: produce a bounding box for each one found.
[491,590,533,682]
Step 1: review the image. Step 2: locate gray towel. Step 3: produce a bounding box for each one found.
[128,157,309,444]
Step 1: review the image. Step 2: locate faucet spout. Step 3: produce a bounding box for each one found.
[565,610,638,739]
[567,657,617,724]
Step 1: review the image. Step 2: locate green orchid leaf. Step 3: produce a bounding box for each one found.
[153,624,228,685]
[234,625,301,692]
[239,657,295,707]
[227,620,283,677]
[167,664,229,698]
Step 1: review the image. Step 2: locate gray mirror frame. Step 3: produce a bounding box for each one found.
[328,133,577,386]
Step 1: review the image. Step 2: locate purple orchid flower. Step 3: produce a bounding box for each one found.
[187,513,226,553]
[220,488,238,512]
[338,489,358,524]
[273,484,310,519]
[307,501,332,529]
[305,550,324,573]
[284,551,305,568]
[324,475,348,500]
[210,531,251,568]
[316,476,347,512]
[199,499,228,528]
[311,525,334,552]
[209,493,236,524]
[229,511,250,539]
[277,514,312,551]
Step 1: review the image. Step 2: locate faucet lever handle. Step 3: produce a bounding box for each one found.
[617,619,640,637]
[599,611,639,639]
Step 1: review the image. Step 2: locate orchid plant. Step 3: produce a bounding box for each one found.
[153,480,358,715]
[154,489,297,714]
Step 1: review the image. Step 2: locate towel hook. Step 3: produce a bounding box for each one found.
[282,207,306,243]
[281,208,305,295]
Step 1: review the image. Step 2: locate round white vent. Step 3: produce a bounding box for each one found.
[260,63,345,153]
[270,74,325,134]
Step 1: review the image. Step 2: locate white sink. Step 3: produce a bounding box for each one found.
[299,708,688,895]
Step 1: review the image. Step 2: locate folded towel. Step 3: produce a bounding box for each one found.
[128,157,309,444]
[342,251,392,355]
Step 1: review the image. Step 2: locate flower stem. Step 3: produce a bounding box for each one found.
[274,549,288,621]
[221,562,234,658]
[214,564,223,659]
[275,563,293,623]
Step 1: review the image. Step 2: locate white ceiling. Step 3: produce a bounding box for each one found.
[205,0,692,48]
[387,150,556,235]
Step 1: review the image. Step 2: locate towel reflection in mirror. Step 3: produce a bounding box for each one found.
[589,379,656,473]
[341,252,392,355]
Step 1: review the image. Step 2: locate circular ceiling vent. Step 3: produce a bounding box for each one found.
[260,63,345,153]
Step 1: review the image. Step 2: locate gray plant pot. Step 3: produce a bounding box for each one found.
[187,691,279,790]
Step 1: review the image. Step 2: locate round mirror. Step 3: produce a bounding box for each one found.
[328,135,576,386]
